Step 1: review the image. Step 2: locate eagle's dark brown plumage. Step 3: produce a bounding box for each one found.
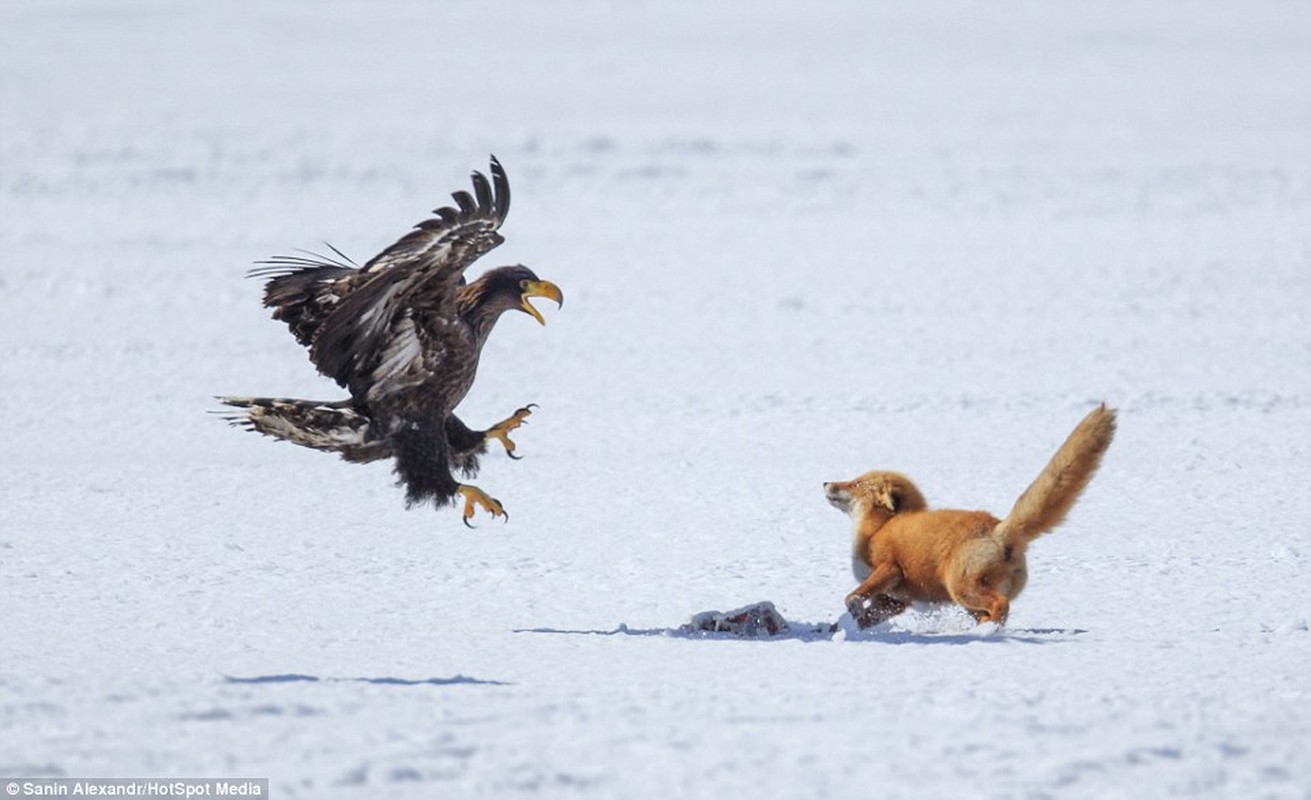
[221,157,562,523]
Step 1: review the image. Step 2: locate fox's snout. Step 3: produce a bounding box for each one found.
[824,481,852,512]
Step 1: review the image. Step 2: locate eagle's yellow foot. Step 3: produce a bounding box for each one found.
[459,485,507,527]
[485,404,537,460]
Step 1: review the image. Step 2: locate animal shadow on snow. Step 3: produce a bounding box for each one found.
[514,601,1085,646]
[222,673,512,686]
[176,674,512,724]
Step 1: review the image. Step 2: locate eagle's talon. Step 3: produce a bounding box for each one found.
[459,484,506,526]
[484,405,537,458]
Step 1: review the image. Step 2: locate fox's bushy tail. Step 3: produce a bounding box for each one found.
[218,396,390,464]
[994,404,1117,550]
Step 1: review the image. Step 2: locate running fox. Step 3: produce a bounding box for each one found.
[824,404,1117,628]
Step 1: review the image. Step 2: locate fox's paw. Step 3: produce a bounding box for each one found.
[844,593,870,624]
[458,484,508,527]
[485,404,537,460]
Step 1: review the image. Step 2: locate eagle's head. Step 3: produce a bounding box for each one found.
[458,265,564,328]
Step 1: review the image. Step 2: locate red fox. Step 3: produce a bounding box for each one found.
[824,404,1117,628]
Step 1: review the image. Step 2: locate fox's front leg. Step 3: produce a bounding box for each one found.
[845,561,906,628]
[847,594,909,628]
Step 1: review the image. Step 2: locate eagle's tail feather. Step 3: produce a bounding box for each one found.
[218,396,390,464]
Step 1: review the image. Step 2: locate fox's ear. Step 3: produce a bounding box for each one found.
[876,485,899,512]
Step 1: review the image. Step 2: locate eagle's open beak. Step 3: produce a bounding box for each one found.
[520,279,564,326]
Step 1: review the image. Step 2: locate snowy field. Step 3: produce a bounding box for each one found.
[3,1,1310,797]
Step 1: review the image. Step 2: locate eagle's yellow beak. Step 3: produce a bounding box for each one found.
[519,279,564,326]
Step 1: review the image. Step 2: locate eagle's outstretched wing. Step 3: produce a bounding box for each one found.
[302,157,510,397]
[248,245,359,348]
[359,156,510,277]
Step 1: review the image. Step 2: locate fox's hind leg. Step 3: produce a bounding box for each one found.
[951,580,1011,626]
[846,562,907,628]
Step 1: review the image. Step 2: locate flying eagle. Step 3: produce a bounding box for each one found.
[221,156,562,524]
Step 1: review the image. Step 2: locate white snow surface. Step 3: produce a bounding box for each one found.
[3,2,1311,797]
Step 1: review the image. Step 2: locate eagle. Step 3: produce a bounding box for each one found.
[221,156,562,524]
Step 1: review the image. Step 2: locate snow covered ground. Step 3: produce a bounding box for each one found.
[3,1,1310,797]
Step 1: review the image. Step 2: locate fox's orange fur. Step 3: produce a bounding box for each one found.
[825,404,1117,628]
